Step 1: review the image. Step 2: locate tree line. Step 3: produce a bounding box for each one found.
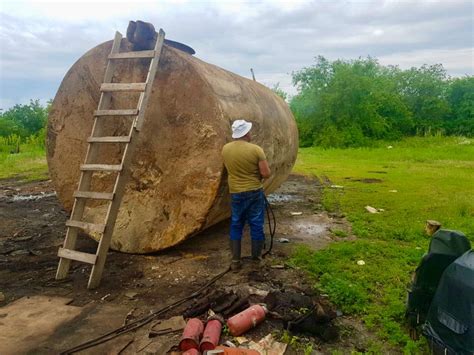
[1,57,472,150]
[289,56,473,147]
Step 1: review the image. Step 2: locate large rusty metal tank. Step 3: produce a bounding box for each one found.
[47,35,298,253]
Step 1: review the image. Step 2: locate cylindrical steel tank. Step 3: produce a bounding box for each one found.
[47,37,298,253]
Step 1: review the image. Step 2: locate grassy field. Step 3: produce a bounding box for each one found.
[291,136,474,353]
[0,145,47,181]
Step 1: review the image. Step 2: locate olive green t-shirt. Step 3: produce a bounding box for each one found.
[221,141,267,193]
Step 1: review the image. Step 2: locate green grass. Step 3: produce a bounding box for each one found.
[291,136,474,353]
[0,144,48,181]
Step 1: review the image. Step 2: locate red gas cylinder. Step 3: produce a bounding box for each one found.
[179,318,204,351]
[226,304,267,336]
[200,319,222,351]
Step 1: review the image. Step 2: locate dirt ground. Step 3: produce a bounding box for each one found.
[0,174,386,354]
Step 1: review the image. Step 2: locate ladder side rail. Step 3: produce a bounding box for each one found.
[76,31,124,212]
[78,31,123,191]
[56,31,123,280]
[87,123,136,289]
[134,29,166,131]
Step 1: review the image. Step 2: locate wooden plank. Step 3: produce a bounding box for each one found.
[94,109,138,116]
[56,31,123,281]
[87,136,131,143]
[66,220,106,234]
[74,191,114,200]
[80,164,122,172]
[134,29,166,131]
[100,83,146,92]
[58,247,97,265]
[109,50,155,59]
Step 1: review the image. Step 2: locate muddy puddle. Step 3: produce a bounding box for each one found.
[266,193,304,204]
[8,192,57,202]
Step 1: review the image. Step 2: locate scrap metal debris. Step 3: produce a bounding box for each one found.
[265,290,339,341]
[183,290,250,319]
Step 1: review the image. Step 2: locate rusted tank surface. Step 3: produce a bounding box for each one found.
[47,38,298,253]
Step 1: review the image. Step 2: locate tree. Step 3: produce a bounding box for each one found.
[392,64,450,135]
[0,118,22,137]
[445,76,474,136]
[291,56,412,147]
[271,83,288,101]
[0,99,48,137]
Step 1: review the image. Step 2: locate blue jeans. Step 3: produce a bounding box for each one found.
[230,189,265,241]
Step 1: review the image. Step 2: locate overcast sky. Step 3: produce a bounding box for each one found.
[0,0,472,110]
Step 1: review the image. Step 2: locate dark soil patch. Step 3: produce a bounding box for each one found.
[0,174,387,354]
[344,177,383,184]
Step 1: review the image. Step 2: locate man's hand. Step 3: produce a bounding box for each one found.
[259,160,271,179]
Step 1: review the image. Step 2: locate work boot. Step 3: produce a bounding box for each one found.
[251,239,264,261]
[230,239,241,272]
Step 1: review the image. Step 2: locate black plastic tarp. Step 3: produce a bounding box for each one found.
[428,229,472,256]
[423,250,474,355]
[406,230,471,327]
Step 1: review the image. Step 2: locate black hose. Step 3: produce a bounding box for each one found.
[61,266,230,354]
[262,194,276,258]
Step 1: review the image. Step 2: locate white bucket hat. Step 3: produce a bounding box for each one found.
[231,119,252,139]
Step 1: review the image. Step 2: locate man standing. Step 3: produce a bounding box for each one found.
[221,119,271,271]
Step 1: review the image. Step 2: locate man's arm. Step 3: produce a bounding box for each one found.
[259,160,271,179]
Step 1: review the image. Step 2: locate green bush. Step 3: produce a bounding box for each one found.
[0,100,48,154]
[291,56,473,147]
[0,99,49,138]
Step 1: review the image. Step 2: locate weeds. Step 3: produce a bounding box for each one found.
[279,330,314,354]
[331,229,349,238]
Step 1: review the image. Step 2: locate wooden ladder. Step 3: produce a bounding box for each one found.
[55,29,166,289]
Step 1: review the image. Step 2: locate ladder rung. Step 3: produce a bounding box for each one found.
[100,83,146,92]
[66,220,106,234]
[88,136,131,143]
[94,109,139,116]
[80,164,122,172]
[74,191,114,200]
[109,50,155,59]
[58,247,97,265]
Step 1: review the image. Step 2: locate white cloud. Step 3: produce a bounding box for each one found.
[379,48,474,76]
[0,0,472,109]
